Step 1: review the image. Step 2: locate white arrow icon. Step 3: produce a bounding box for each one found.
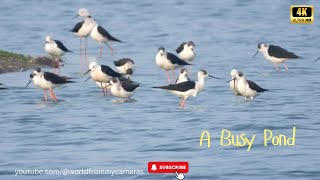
[175,172,184,180]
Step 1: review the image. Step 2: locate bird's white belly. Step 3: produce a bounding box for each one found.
[91,71,109,83]
[264,54,287,64]
[45,44,64,57]
[75,22,94,37]
[90,26,107,43]
[179,51,195,62]
[96,81,111,90]
[237,80,258,98]
[111,86,134,98]
[116,66,128,74]
[117,62,135,74]
[176,77,188,84]
[156,57,178,70]
[33,76,54,90]
[171,89,197,98]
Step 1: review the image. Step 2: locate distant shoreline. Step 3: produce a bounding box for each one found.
[0,50,54,74]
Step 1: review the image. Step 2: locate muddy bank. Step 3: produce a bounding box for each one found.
[0,50,54,74]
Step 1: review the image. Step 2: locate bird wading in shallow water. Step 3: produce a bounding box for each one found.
[253,43,300,72]
[176,41,196,62]
[175,68,190,84]
[90,22,123,58]
[228,69,241,95]
[231,71,268,100]
[108,77,139,101]
[155,47,192,84]
[70,8,95,69]
[84,62,128,96]
[44,36,72,75]
[153,70,219,108]
[113,58,135,79]
[25,68,74,102]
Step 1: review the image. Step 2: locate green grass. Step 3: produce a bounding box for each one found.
[0,50,29,61]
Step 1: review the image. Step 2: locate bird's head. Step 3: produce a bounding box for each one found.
[258,43,268,52]
[230,69,238,78]
[236,71,245,79]
[253,43,268,57]
[26,68,42,88]
[185,41,195,52]
[198,70,220,80]
[89,62,99,71]
[158,47,165,56]
[110,78,119,86]
[180,68,190,80]
[78,8,90,17]
[45,36,53,45]
[126,68,133,75]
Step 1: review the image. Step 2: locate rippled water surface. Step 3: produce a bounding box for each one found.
[0,0,320,179]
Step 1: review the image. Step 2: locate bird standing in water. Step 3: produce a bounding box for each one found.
[44,36,72,75]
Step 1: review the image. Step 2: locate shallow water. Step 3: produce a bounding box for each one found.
[0,0,320,179]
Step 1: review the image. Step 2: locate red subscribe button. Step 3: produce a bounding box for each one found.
[148,162,189,174]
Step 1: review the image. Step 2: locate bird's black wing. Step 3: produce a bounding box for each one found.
[101,65,122,77]
[153,81,196,92]
[43,72,74,84]
[121,81,140,92]
[54,40,72,52]
[97,26,122,42]
[167,53,191,65]
[268,45,299,59]
[176,42,186,54]
[70,21,83,33]
[247,80,268,92]
[0,83,6,89]
[113,58,134,67]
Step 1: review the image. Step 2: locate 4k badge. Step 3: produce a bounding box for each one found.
[291,6,313,24]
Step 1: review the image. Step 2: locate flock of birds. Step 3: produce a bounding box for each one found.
[1,8,310,108]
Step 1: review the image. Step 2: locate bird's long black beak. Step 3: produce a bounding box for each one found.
[25,80,32,88]
[84,76,91,82]
[226,78,236,83]
[186,74,191,81]
[253,51,259,57]
[83,69,91,76]
[72,14,79,19]
[208,75,220,79]
[44,41,48,47]
[314,57,320,62]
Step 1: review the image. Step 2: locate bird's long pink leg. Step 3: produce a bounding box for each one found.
[85,36,88,65]
[188,66,192,75]
[101,83,106,96]
[172,69,176,80]
[49,89,58,102]
[43,90,48,102]
[80,37,83,72]
[181,98,187,108]
[52,56,56,74]
[166,71,171,84]
[102,84,108,96]
[284,64,289,72]
[99,45,102,58]
[58,57,61,75]
[179,98,183,106]
[105,43,114,56]
[275,64,279,71]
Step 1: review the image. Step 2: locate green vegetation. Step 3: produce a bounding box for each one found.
[0,50,53,73]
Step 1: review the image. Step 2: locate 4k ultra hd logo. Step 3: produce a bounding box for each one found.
[290,5,313,24]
